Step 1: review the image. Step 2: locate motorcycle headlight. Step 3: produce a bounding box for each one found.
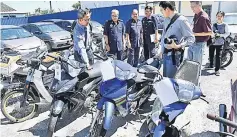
[175,79,201,102]
[115,67,136,80]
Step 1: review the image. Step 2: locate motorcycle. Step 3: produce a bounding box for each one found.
[207,78,237,137]
[46,53,112,137]
[212,35,234,68]
[89,59,160,137]
[1,49,62,123]
[145,60,208,137]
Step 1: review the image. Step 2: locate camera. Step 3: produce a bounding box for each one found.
[164,35,178,44]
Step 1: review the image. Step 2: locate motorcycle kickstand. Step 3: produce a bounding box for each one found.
[179,121,191,131]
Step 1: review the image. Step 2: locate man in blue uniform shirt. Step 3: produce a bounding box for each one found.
[104,9,126,60]
[142,6,160,61]
[73,8,93,70]
[126,9,143,67]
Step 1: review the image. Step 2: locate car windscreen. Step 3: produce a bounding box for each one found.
[90,21,103,27]
[224,15,237,25]
[1,27,33,40]
[39,24,64,33]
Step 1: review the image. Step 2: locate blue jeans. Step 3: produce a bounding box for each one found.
[187,42,206,65]
[163,54,181,78]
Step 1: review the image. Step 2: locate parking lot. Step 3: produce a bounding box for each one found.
[1,48,236,137]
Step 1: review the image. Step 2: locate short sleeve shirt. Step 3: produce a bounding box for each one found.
[193,11,212,42]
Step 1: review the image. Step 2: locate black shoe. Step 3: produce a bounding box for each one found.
[208,65,214,69]
[215,71,220,76]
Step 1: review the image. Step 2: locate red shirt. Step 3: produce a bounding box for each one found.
[193,11,212,42]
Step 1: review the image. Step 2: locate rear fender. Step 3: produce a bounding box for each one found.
[103,101,115,130]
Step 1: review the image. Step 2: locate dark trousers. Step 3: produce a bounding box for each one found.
[127,47,140,67]
[109,50,122,60]
[209,45,222,71]
[144,42,155,61]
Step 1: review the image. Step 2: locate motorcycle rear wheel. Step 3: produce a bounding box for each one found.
[221,50,233,68]
[1,90,38,123]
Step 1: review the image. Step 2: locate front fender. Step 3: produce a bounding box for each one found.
[154,122,166,137]
[103,101,115,130]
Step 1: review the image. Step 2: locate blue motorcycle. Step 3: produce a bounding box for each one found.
[89,60,161,137]
[145,60,208,137]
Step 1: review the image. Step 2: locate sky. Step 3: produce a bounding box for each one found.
[3,1,77,13]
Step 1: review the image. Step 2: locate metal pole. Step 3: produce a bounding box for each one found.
[49,1,52,13]
[218,1,221,11]
[178,1,181,13]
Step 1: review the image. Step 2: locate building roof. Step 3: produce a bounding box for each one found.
[0,25,19,29]
[30,22,54,25]
[1,2,16,12]
[42,19,64,22]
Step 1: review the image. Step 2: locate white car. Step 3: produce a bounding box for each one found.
[224,13,237,45]
[1,25,47,55]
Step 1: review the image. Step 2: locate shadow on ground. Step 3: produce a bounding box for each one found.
[21,107,89,137]
[72,100,154,137]
[1,104,50,125]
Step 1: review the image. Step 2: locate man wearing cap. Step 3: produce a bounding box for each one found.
[126,9,143,67]
[142,6,160,61]
[73,8,93,70]
[104,9,126,60]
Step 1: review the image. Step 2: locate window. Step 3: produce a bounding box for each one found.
[55,22,63,28]
[30,25,40,33]
[38,24,63,33]
[1,28,33,40]
[22,25,31,32]
[224,15,237,25]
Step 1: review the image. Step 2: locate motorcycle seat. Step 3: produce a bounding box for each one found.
[41,61,54,68]
[85,61,102,78]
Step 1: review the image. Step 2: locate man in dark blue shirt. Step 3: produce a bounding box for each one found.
[142,6,160,60]
[126,9,143,67]
[104,9,126,60]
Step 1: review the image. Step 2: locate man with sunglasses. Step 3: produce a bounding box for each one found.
[142,6,160,60]
[126,9,143,67]
[104,9,126,60]
[73,8,93,70]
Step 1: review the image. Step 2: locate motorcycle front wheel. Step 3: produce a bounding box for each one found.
[1,90,39,123]
[90,110,106,137]
[47,115,59,137]
[221,50,233,68]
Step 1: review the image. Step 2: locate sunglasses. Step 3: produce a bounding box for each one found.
[111,15,118,18]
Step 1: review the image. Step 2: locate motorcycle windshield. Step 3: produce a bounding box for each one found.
[151,97,163,125]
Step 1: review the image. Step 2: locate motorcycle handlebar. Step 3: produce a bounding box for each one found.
[46,54,78,69]
[207,114,237,129]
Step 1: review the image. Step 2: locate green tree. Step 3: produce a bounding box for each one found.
[72,1,81,10]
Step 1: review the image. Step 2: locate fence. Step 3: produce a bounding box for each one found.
[1,17,28,25]
[1,4,139,26]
